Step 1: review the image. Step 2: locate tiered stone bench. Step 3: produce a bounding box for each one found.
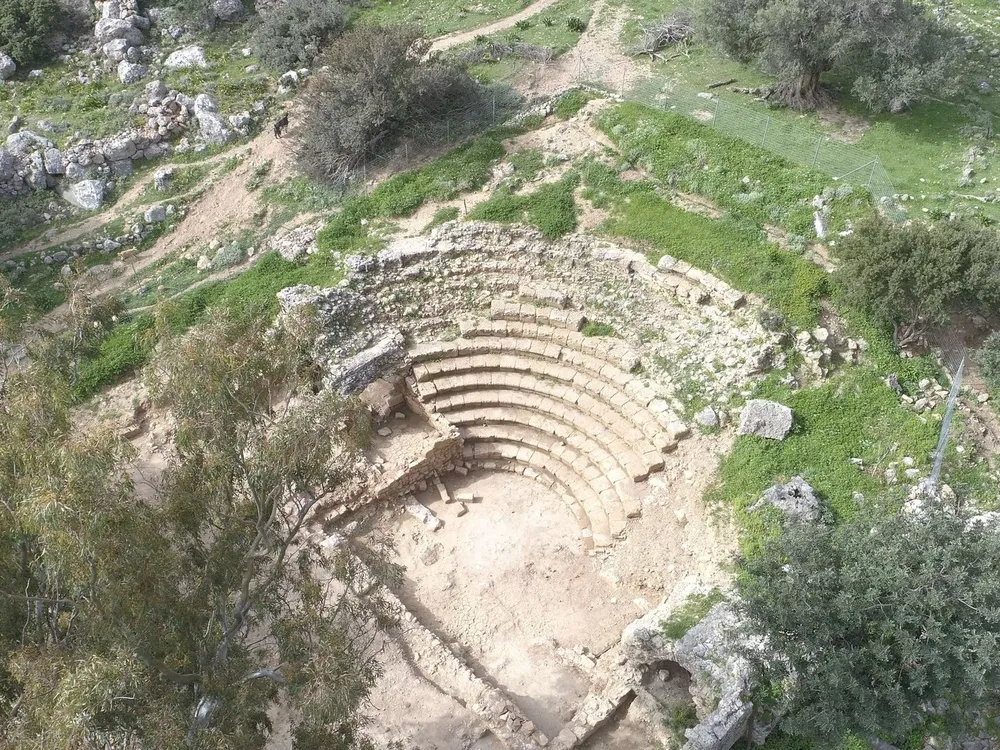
[409,298,691,550]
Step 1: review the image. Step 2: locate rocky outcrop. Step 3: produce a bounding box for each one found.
[164,45,207,69]
[621,589,758,750]
[328,332,406,396]
[750,476,821,522]
[738,399,793,440]
[61,179,106,211]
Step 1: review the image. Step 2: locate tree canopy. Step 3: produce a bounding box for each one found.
[699,0,963,110]
[0,300,398,749]
[736,505,1000,743]
[0,0,59,64]
[834,218,1000,346]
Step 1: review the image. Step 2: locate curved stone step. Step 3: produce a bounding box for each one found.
[421,367,679,454]
[461,442,613,548]
[459,318,640,373]
[460,423,626,542]
[448,406,643,518]
[489,300,585,331]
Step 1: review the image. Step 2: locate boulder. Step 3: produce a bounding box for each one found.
[143,205,167,223]
[750,476,821,522]
[278,70,299,87]
[164,46,207,69]
[695,406,719,428]
[95,18,144,46]
[145,79,169,102]
[103,38,130,62]
[194,111,230,145]
[211,0,245,20]
[153,167,173,190]
[42,147,64,175]
[101,134,137,161]
[101,0,123,19]
[118,61,147,84]
[737,399,793,440]
[64,162,86,181]
[0,53,15,81]
[6,130,52,157]
[61,180,106,211]
[0,149,15,180]
[228,111,251,132]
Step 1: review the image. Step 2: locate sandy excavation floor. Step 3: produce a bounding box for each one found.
[368,434,736,747]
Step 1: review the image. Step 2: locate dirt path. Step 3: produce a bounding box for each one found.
[428,0,564,53]
[518,0,647,96]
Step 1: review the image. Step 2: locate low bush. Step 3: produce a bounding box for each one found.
[553,88,596,119]
[251,0,346,71]
[582,321,615,337]
[835,218,1000,345]
[298,25,491,184]
[0,0,60,64]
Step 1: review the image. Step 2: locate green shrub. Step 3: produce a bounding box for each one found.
[469,173,578,238]
[835,218,1000,340]
[976,331,1000,393]
[582,321,615,337]
[251,0,346,71]
[737,505,1000,743]
[553,89,596,119]
[566,15,587,32]
[664,704,699,748]
[0,0,59,64]
[298,25,490,184]
[246,160,272,192]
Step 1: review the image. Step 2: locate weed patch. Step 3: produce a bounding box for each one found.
[582,320,616,337]
[553,88,597,119]
[469,173,579,238]
[660,588,725,639]
[317,133,507,252]
[708,367,939,552]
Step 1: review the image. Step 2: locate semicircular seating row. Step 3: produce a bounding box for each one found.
[409,298,689,550]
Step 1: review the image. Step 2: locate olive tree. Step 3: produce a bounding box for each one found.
[0,308,399,748]
[699,0,962,110]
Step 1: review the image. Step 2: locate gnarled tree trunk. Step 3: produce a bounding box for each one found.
[774,70,828,109]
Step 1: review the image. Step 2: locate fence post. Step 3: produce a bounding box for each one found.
[811,137,823,168]
[867,156,879,188]
[761,116,770,148]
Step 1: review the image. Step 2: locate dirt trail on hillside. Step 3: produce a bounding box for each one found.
[429,0,564,53]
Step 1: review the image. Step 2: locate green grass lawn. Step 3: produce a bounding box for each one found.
[359,0,531,37]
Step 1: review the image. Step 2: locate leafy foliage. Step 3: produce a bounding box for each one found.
[251,0,346,72]
[699,0,963,110]
[975,331,1000,394]
[581,321,616,337]
[736,505,1000,743]
[834,218,1000,341]
[297,25,488,184]
[0,310,399,746]
[0,0,59,64]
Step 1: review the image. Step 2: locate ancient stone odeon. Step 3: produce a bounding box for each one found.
[282,221,784,749]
